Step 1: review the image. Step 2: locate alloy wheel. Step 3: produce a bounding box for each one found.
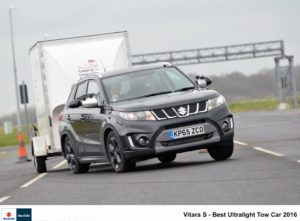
[65,138,76,171]
[108,135,122,170]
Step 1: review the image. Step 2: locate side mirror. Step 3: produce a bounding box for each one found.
[196,75,212,88]
[81,96,98,108]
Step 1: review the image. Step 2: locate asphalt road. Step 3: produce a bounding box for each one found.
[0,109,299,205]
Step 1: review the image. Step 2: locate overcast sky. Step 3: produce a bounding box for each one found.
[0,0,299,117]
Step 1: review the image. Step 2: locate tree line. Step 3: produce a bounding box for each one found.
[209,65,300,102]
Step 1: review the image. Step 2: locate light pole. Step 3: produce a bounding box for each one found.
[9,5,22,133]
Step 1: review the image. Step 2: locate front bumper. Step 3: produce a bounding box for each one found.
[115,103,234,160]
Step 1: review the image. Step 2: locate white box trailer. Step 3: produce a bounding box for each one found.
[29,31,131,173]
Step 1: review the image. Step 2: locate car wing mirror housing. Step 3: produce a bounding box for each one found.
[81,96,98,108]
[195,75,212,88]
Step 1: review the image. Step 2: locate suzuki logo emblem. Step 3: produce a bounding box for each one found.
[177,106,187,116]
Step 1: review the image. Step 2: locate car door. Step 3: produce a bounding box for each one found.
[64,81,88,156]
[81,80,106,157]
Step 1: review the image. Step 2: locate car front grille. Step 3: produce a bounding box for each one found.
[160,132,213,147]
[151,101,207,120]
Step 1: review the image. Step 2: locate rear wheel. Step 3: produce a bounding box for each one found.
[158,153,177,163]
[64,136,90,174]
[208,139,234,161]
[107,131,136,173]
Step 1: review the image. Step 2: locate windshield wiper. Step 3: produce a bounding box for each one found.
[144,91,172,97]
[142,91,172,98]
[111,91,172,102]
[174,86,195,92]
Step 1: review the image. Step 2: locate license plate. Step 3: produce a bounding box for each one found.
[169,125,205,140]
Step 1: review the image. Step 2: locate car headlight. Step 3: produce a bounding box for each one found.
[119,111,156,121]
[207,95,226,111]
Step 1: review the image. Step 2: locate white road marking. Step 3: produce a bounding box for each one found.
[0,196,10,203]
[0,151,7,154]
[19,160,67,189]
[51,160,67,169]
[20,173,48,188]
[297,160,300,163]
[234,140,248,146]
[253,146,284,157]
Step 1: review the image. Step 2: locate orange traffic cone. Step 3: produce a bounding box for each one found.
[16,131,31,163]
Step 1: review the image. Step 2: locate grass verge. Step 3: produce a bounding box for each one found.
[229,98,279,112]
[0,126,30,147]
[229,97,299,112]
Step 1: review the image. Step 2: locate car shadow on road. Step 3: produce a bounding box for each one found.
[49,168,71,173]
[49,158,235,174]
[87,159,231,174]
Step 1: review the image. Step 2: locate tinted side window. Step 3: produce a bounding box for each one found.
[66,86,77,107]
[87,80,99,95]
[75,81,87,99]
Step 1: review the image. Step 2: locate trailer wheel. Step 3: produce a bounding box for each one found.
[32,141,47,173]
[35,156,47,173]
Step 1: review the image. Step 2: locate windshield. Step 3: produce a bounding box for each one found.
[102,67,195,103]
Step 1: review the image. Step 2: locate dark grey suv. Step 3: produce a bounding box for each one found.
[59,63,234,173]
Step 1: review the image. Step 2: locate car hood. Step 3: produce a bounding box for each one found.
[111,89,220,111]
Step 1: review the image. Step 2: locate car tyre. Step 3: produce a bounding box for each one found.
[64,136,90,174]
[107,131,135,173]
[158,153,177,163]
[208,139,234,161]
[35,156,47,173]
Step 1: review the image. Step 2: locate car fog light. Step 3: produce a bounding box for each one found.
[138,136,149,146]
[222,121,230,132]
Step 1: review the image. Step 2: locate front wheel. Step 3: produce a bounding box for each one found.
[208,139,234,161]
[158,153,176,163]
[64,136,90,174]
[107,131,136,173]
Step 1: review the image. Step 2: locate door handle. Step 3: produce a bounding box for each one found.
[80,115,86,120]
[66,115,71,120]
